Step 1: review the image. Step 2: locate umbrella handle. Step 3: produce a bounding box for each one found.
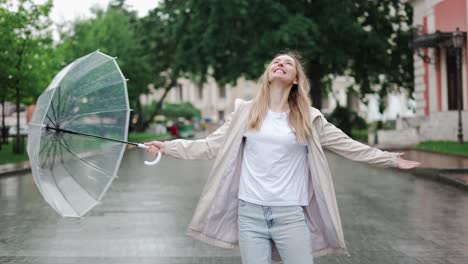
[137,144,162,166]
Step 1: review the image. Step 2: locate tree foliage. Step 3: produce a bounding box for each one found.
[0,0,415,138]
[0,0,55,153]
[57,5,152,131]
[0,0,56,103]
[146,0,414,110]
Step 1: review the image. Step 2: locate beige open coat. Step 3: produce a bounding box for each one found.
[164,98,399,260]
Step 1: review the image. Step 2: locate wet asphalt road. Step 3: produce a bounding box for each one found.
[0,148,467,264]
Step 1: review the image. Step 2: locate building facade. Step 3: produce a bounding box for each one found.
[412,0,467,116]
[141,76,258,123]
[321,76,415,123]
[378,0,468,147]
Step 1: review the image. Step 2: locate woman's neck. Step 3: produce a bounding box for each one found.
[268,82,291,112]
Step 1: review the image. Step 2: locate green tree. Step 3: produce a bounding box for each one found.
[0,0,54,153]
[136,5,191,131]
[57,4,152,131]
[0,1,12,146]
[147,0,413,111]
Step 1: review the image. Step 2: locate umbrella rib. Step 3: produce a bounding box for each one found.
[39,134,53,155]
[48,166,80,217]
[60,158,100,204]
[57,96,127,125]
[56,137,114,178]
[47,126,138,146]
[63,58,112,89]
[45,114,58,128]
[49,135,60,170]
[57,133,65,165]
[57,85,62,123]
[56,86,74,123]
[55,58,115,120]
[40,134,60,168]
[59,109,131,126]
[55,79,126,124]
[49,98,59,126]
[39,136,54,168]
[48,135,82,216]
[69,79,126,100]
[56,136,103,201]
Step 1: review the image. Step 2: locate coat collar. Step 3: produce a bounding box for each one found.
[239,99,323,123]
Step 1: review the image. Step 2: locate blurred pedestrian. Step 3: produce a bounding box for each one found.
[145,51,420,263]
[169,121,180,138]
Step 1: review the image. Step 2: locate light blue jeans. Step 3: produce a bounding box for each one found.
[237,199,314,264]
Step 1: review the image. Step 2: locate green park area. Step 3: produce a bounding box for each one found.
[415,141,468,157]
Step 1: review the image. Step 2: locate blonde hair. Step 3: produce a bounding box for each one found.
[247,51,313,144]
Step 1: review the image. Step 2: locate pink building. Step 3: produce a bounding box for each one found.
[391,0,468,145]
[412,0,467,114]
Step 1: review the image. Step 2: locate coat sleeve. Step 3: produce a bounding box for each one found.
[163,99,243,160]
[318,115,399,168]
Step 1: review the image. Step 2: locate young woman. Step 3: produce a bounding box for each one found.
[145,52,420,264]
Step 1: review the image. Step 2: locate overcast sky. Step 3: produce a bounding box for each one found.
[39,0,160,40]
[49,0,160,23]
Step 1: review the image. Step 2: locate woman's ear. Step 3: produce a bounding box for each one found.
[293,80,298,84]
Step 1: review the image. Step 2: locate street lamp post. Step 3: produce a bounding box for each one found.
[453,28,464,144]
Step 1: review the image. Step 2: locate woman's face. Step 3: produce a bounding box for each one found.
[267,55,298,85]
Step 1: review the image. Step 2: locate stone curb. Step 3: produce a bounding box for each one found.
[410,167,468,191]
[0,160,31,176]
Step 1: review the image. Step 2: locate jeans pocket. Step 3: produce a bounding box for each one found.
[239,199,246,207]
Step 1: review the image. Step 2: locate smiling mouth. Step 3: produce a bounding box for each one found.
[274,69,286,74]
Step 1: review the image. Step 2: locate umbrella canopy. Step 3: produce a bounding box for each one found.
[27,51,131,217]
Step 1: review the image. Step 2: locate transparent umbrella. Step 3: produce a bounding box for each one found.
[27,51,160,218]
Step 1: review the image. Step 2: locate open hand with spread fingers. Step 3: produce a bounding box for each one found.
[395,152,421,169]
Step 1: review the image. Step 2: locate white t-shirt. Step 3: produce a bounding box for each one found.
[238,109,309,206]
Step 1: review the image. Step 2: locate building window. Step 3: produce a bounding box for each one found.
[446,48,463,110]
[219,85,226,98]
[321,96,329,109]
[178,84,183,101]
[198,84,203,100]
[218,110,225,121]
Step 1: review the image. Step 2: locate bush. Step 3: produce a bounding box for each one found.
[327,105,368,137]
[161,102,201,120]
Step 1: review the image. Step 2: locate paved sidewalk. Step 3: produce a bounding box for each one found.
[0,160,31,176]
[387,148,468,190]
[2,145,468,263]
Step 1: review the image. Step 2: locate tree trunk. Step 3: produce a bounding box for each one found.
[133,99,144,132]
[1,98,5,146]
[14,84,23,154]
[0,99,3,150]
[133,79,176,132]
[308,62,323,110]
[12,28,30,154]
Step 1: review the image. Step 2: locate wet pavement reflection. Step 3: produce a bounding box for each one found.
[0,149,467,263]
